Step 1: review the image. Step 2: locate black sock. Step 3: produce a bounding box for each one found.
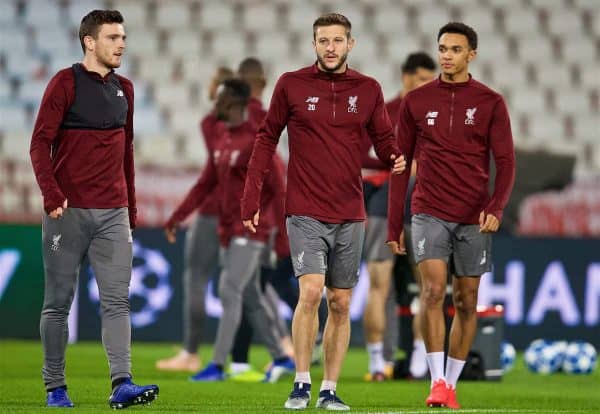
[274,357,289,364]
[111,377,130,390]
[215,364,224,372]
[47,385,67,393]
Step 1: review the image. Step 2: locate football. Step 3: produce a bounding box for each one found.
[501,341,516,373]
[562,341,598,375]
[524,339,563,374]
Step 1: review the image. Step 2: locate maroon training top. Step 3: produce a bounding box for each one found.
[164,112,221,227]
[165,97,268,227]
[387,75,516,242]
[361,94,405,185]
[242,63,399,223]
[191,120,285,246]
[386,94,404,131]
[30,64,137,227]
[197,113,221,216]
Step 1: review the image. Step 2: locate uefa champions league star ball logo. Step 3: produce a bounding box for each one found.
[87,241,173,328]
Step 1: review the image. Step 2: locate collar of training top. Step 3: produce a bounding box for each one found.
[311,62,351,79]
[436,73,473,88]
[77,62,116,81]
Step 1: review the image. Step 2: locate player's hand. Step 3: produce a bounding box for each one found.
[390,154,406,175]
[479,211,500,233]
[165,225,177,244]
[387,230,407,255]
[49,199,68,219]
[243,210,260,233]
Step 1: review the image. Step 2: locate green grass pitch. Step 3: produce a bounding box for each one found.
[1,340,598,413]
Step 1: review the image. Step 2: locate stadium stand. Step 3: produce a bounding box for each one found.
[0,0,598,234]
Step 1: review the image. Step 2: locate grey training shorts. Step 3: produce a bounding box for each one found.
[286,215,365,289]
[411,213,492,276]
[364,216,394,262]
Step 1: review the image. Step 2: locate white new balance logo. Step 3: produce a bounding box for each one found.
[116,90,124,97]
[426,111,438,126]
[306,97,319,111]
[480,250,487,265]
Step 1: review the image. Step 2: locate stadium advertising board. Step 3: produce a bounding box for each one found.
[1,225,598,348]
[478,235,600,348]
[0,225,45,338]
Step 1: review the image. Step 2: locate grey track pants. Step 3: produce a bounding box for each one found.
[383,275,399,362]
[264,283,289,340]
[40,207,132,389]
[213,237,285,366]
[182,215,219,353]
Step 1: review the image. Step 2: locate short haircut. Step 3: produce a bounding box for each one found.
[237,57,265,82]
[313,13,352,39]
[79,10,124,53]
[437,22,478,50]
[222,78,251,105]
[401,52,437,74]
[215,66,235,84]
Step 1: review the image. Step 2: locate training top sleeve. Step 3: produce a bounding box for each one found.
[387,98,418,242]
[29,70,74,214]
[241,75,290,220]
[485,97,516,221]
[365,82,399,166]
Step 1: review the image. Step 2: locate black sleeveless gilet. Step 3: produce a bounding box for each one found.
[61,63,128,130]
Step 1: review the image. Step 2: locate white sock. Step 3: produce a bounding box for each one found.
[320,380,337,392]
[367,342,385,374]
[229,362,250,374]
[445,357,466,390]
[426,352,445,387]
[294,371,311,384]
[178,349,194,357]
[409,339,428,378]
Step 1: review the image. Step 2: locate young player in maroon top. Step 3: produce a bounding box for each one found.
[228,58,299,382]
[30,10,158,409]
[362,52,436,382]
[181,79,294,382]
[241,13,406,411]
[387,23,516,409]
[156,66,233,373]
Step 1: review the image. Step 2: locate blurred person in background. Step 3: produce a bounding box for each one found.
[241,13,405,411]
[29,10,158,409]
[362,51,436,382]
[232,58,329,379]
[227,57,296,382]
[387,22,515,409]
[188,78,295,382]
[156,66,234,373]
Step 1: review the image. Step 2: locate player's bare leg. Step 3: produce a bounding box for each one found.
[312,287,353,411]
[418,259,449,407]
[292,274,323,374]
[322,287,352,382]
[419,260,448,357]
[448,276,480,361]
[364,261,393,342]
[285,274,322,410]
[444,276,480,409]
[363,260,393,380]
[410,265,428,378]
